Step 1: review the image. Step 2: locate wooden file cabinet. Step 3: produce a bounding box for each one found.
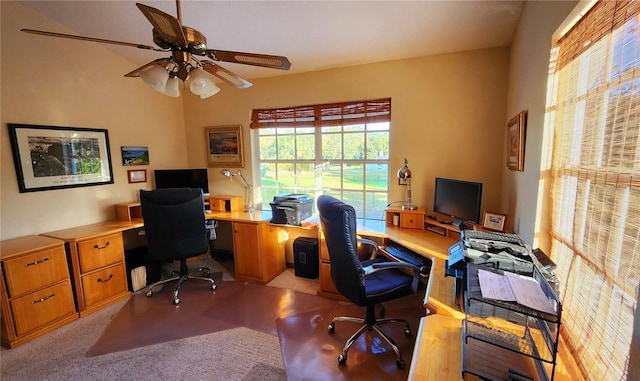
[42,225,130,317]
[0,235,78,348]
[232,221,285,284]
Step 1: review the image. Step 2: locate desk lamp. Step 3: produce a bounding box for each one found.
[220,169,254,212]
[397,158,417,210]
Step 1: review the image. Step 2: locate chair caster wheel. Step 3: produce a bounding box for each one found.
[211,283,217,291]
[338,354,347,365]
[404,327,412,336]
[173,298,180,305]
[146,290,153,297]
[328,323,335,334]
[396,359,405,369]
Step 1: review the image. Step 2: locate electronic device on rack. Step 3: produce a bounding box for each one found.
[154,168,210,196]
[432,177,483,229]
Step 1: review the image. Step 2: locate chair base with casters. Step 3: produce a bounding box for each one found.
[328,301,412,369]
[145,257,217,305]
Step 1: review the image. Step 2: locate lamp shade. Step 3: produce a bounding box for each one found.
[189,69,220,98]
[140,64,169,92]
[162,77,180,97]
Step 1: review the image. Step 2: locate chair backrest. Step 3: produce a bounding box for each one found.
[317,195,367,305]
[140,188,208,261]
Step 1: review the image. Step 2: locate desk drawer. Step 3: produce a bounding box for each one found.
[10,281,76,336]
[77,233,124,273]
[401,213,423,229]
[3,246,69,298]
[81,264,127,307]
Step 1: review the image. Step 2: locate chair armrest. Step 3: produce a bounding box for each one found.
[357,237,380,260]
[363,261,430,293]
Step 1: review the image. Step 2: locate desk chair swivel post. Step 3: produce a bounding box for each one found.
[140,188,217,305]
[317,195,429,369]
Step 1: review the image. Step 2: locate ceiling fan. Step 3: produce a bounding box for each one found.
[21,0,291,98]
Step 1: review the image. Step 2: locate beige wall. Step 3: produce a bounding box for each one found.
[1,1,186,239]
[4,0,560,246]
[503,0,577,246]
[183,48,510,219]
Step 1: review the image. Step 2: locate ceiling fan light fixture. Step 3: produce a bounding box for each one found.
[139,64,169,92]
[199,83,221,99]
[189,69,219,97]
[163,76,181,97]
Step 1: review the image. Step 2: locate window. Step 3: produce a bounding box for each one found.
[251,99,391,220]
[544,2,640,379]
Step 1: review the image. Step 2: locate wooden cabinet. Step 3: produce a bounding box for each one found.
[385,208,426,229]
[1,235,78,348]
[232,221,285,284]
[317,229,347,300]
[42,224,130,317]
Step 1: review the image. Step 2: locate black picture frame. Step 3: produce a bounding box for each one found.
[8,123,114,193]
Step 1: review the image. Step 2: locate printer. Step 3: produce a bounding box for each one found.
[270,194,313,226]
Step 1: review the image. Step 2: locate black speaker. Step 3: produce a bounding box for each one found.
[293,237,319,279]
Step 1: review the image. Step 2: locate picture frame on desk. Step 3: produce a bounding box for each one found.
[8,123,114,193]
[482,211,507,232]
[205,125,244,168]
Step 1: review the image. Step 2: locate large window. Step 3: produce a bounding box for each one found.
[251,99,391,220]
[544,2,640,379]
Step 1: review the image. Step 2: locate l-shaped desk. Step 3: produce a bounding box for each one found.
[32,205,464,379]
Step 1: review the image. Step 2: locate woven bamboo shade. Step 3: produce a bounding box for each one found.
[550,1,640,379]
[250,98,391,129]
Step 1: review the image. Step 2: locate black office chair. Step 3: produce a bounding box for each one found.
[317,195,428,369]
[140,188,217,305]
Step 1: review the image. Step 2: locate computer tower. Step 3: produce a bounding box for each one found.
[293,237,319,279]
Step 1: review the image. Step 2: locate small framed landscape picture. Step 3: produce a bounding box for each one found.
[482,211,507,232]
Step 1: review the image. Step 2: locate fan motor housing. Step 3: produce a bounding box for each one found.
[153,26,207,54]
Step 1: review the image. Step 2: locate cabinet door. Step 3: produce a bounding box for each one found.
[401,213,423,229]
[77,233,124,273]
[3,246,70,298]
[232,223,262,279]
[81,264,127,307]
[10,281,76,336]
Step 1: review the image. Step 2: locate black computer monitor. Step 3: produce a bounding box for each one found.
[153,168,210,196]
[433,177,483,227]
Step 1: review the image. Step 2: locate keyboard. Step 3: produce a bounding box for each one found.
[462,230,525,245]
[382,245,428,267]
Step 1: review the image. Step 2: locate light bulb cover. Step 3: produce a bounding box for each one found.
[162,77,180,97]
[189,69,218,97]
[140,64,169,92]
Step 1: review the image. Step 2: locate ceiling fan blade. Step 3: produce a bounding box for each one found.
[136,3,188,48]
[201,61,253,89]
[124,58,172,77]
[206,50,291,70]
[21,29,166,51]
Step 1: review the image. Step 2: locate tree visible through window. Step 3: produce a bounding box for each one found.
[251,99,391,221]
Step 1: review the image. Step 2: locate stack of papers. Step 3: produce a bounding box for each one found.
[477,269,556,314]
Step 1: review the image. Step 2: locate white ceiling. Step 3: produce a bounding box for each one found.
[18,0,525,82]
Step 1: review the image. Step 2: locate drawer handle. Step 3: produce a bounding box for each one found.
[93,242,111,250]
[98,274,114,283]
[32,293,55,304]
[25,257,49,267]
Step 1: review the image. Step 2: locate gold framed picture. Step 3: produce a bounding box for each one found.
[482,211,508,232]
[506,110,527,171]
[205,125,244,168]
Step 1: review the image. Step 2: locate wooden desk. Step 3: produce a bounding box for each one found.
[41,207,285,316]
[408,314,465,380]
